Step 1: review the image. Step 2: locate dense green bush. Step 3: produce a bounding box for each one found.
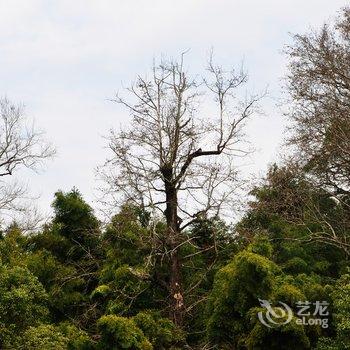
[97,315,152,349]
[0,265,49,347]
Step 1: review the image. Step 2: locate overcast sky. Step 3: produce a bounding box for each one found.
[0,0,348,217]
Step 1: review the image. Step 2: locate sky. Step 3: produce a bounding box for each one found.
[0,0,348,218]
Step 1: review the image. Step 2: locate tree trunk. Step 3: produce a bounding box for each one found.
[169,248,184,326]
[163,167,185,326]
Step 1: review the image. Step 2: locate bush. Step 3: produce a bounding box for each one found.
[97,314,152,349]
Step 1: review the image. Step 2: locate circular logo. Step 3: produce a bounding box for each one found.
[258,299,293,328]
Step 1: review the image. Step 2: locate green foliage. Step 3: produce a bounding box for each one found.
[95,205,164,316]
[17,323,93,350]
[0,224,28,267]
[0,177,347,349]
[247,235,273,259]
[317,273,350,349]
[332,274,350,346]
[52,188,99,241]
[27,189,102,326]
[97,315,152,350]
[0,265,49,347]
[206,247,280,346]
[34,188,102,264]
[57,322,94,350]
[181,217,239,344]
[102,205,151,269]
[19,324,69,350]
[133,311,184,348]
[246,312,310,350]
[239,164,346,280]
[206,237,330,349]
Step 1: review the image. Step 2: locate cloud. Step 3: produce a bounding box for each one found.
[0,0,347,215]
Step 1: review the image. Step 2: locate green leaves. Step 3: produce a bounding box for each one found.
[96,312,183,350]
[97,315,152,350]
[0,183,347,349]
[0,265,49,347]
[206,238,331,349]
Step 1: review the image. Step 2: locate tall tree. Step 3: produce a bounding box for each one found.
[284,7,350,195]
[284,7,350,255]
[100,54,262,325]
[29,189,102,326]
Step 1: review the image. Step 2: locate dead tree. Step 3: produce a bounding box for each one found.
[0,97,55,222]
[100,54,262,325]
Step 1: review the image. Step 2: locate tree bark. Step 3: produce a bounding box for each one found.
[163,167,185,326]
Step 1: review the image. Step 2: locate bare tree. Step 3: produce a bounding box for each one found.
[100,54,262,325]
[0,97,55,224]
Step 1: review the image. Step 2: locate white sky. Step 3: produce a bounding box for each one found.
[0,0,348,217]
